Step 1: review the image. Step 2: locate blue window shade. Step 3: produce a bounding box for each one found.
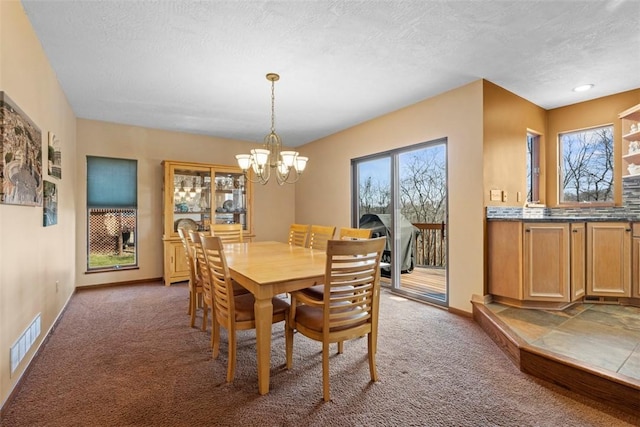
[87,156,137,208]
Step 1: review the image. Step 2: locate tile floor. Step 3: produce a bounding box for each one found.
[486,302,640,381]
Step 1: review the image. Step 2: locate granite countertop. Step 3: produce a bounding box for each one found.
[487,217,638,222]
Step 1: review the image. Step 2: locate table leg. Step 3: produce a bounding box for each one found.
[254,295,273,395]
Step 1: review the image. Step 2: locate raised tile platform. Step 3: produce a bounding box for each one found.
[472,301,640,417]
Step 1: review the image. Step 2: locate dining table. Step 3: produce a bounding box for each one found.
[223,240,326,395]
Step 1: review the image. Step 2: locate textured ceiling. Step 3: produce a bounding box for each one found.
[20,0,640,147]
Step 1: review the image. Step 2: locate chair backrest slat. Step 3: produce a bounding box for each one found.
[211,223,243,243]
[338,227,373,240]
[308,225,336,251]
[178,227,197,285]
[288,224,310,247]
[189,231,213,301]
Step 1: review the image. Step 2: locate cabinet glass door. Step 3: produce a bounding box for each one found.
[213,172,248,230]
[172,168,212,233]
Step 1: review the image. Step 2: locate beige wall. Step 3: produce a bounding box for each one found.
[483,81,547,206]
[546,89,640,207]
[75,119,296,286]
[4,0,639,412]
[296,81,485,313]
[0,1,77,407]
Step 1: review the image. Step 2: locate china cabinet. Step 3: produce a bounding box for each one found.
[161,160,253,286]
[620,103,640,178]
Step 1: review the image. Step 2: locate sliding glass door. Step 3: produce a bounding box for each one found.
[354,155,394,279]
[353,139,448,306]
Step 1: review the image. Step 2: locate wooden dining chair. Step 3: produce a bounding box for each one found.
[178,227,206,329]
[288,223,310,247]
[308,225,336,251]
[211,223,243,243]
[295,225,365,303]
[201,235,293,382]
[286,237,386,402]
[339,227,373,240]
[188,230,211,331]
[294,225,338,302]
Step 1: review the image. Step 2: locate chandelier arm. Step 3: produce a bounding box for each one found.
[286,170,301,184]
[274,169,288,186]
[275,167,303,185]
[242,164,270,185]
[241,171,263,185]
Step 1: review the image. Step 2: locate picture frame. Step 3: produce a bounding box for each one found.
[0,91,43,206]
[48,131,61,179]
[43,180,57,226]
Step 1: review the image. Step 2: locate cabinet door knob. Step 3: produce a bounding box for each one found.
[525,229,530,233]
[573,229,578,233]
[626,228,632,232]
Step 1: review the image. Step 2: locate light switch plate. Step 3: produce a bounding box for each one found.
[490,189,501,201]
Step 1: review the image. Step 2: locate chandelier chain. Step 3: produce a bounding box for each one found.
[270,78,276,134]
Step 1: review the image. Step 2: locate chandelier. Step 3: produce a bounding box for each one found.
[235,73,308,185]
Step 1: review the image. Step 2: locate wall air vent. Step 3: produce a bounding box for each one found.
[10,313,41,375]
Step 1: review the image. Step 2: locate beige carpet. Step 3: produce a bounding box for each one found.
[1,282,637,427]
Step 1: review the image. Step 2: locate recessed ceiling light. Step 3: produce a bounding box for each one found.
[573,84,594,92]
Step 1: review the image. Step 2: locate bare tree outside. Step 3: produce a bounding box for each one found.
[358,158,391,215]
[560,125,613,203]
[399,146,446,224]
[357,146,446,221]
[360,175,391,214]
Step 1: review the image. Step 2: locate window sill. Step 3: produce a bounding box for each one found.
[85,266,139,274]
[557,202,616,208]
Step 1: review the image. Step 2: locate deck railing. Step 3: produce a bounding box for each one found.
[413,222,446,267]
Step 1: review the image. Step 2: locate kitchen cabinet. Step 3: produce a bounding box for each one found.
[570,222,586,300]
[488,221,585,306]
[161,160,253,286]
[488,219,634,305]
[487,221,524,301]
[487,220,625,306]
[586,222,631,297]
[632,223,640,299]
[523,223,570,302]
[620,103,640,178]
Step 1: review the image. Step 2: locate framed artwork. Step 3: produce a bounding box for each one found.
[43,180,57,226]
[48,132,61,179]
[0,91,43,206]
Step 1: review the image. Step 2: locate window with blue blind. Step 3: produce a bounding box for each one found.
[86,156,138,271]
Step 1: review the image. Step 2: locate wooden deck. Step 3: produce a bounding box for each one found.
[380,266,447,300]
